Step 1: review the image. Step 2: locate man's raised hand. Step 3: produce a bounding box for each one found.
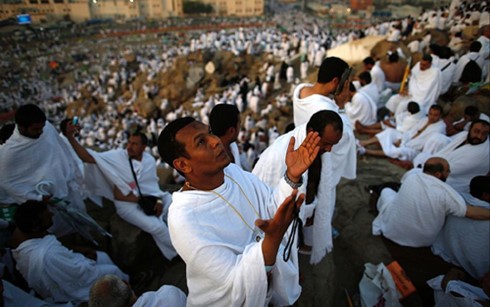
[285,131,320,182]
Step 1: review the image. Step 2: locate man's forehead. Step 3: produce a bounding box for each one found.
[176,121,207,139]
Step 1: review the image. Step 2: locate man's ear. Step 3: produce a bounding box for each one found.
[173,157,191,174]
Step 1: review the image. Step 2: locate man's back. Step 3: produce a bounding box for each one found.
[372,171,466,247]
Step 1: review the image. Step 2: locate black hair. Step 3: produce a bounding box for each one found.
[469,119,490,132]
[15,104,46,128]
[464,105,479,117]
[14,200,48,234]
[469,41,482,52]
[317,57,348,84]
[388,52,399,63]
[306,110,343,136]
[0,123,15,144]
[209,104,240,137]
[130,131,148,146]
[469,176,490,198]
[158,117,195,167]
[422,53,433,63]
[460,60,483,83]
[358,71,372,84]
[429,104,443,114]
[363,57,375,66]
[407,101,420,114]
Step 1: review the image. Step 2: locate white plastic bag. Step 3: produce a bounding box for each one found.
[359,262,402,307]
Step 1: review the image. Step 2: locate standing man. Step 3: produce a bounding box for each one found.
[63,124,177,261]
[209,104,245,170]
[292,56,356,263]
[253,110,343,306]
[157,117,321,306]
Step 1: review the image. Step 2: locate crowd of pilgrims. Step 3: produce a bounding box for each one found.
[0,0,489,305]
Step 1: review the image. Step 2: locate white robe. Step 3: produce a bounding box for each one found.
[431,194,490,279]
[346,86,378,127]
[12,235,127,303]
[376,119,446,161]
[84,149,177,260]
[133,285,187,307]
[407,63,442,114]
[428,275,489,307]
[0,122,84,207]
[372,171,467,247]
[253,124,334,264]
[2,279,74,307]
[292,83,357,183]
[170,164,301,307]
[433,132,489,193]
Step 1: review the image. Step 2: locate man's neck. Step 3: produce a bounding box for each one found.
[184,172,226,191]
[300,83,332,99]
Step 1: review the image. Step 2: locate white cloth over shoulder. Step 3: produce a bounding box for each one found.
[431,194,490,279]
[430,131,489,193]
[408,63,442,113]
[372,171,467,247]
[12,235,127,303]
[293,83,356,182]
[170,164,301,307]
[133,285,187,307]
[253,124,334,264]
[345,89,378,127]
[0,122,84,206]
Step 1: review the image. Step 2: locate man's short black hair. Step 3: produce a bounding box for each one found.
[14,200,48,234]
[317,57,348,84]
[15,104,46,128]
[209,104,240,137]
[469,119,490,132]
[306,110,343,136]
[0,123,15,144]
[469,176,490,198]
[464,105,479,117]
[388,52,399,63]
[422,53,433,62]
[429,104,443,114]
[363,57,375,66]
[130,131,148,146]
[407,101,420,114]
[469,40,482,52]
[158,117,195,167]
[358,71,372,84]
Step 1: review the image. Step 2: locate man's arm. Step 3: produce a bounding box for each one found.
[257,190,305,266]
[63,121,96,164]
[465,205,490,220]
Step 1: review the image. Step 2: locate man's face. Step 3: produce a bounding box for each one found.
[126,135,146,160]
[19,121,45,139]
[467,122,490,145]
[419,60,431,71]
[175,121,231,177]
[428,108,442,124]
[318,125,342,154]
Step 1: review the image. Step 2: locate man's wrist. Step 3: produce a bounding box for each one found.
[284,171,303,189]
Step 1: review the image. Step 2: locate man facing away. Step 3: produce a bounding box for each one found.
[372,157,490,247]
[63,124,177,260]
[157,117,321,306]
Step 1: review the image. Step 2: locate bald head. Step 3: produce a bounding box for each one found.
[423,157,450,182]
[89,275,135,307]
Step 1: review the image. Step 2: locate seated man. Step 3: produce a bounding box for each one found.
[431,176,490,280]
[157,117,321,306]
[372,157,490,247]
[358,104,446,162]
[345,73,379,127]
[446,105,490,136]
[64,125,177,261]
[89,274,186,307]
[414,119,489,193]
[11,201,128,304]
